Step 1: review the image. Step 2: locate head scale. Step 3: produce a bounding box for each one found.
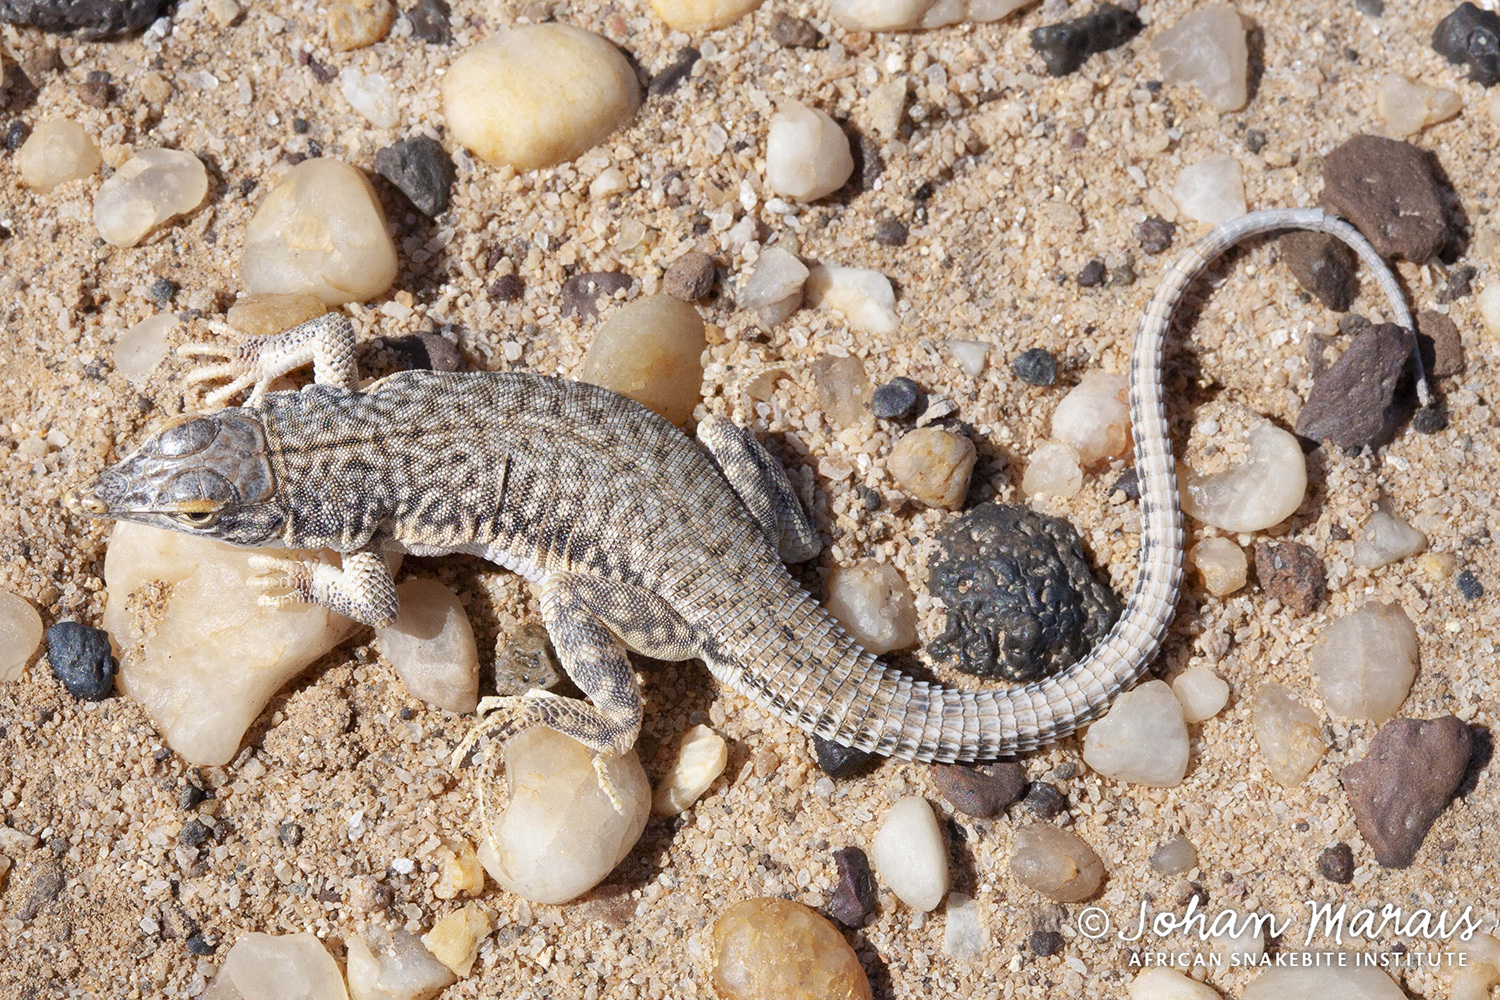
[65,410,286,546]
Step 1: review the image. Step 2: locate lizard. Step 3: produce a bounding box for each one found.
[65,208,1431,808]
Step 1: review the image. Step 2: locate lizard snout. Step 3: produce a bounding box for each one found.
[64,487,109,517]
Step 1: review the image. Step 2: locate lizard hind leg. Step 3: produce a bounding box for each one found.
[696,415,821,563]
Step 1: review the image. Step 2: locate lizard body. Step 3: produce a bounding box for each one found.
[67,209,1428,793]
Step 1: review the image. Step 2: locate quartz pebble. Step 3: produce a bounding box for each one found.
[421,906,491,976]
[346,925,456,1000]
[1149,836,1198,875]
[946,340,989,377]
[242,159,398,306]
[829,0,1031,31]
[475,727,650,904]
[227,293,327,336]
[1009,823,1105,902]
[649,0,761,29]
[1377,74,1462,136]
[327,0,394,50]
[1151,4,1248,112]
[113,312,177,385]
[1250,684,1324,786]
[825,561,917,654]
[811,354,872,427]
[1352,501,1426,568]
[1051,371,1130,467]
[1021,439,1083,498]
[805,265,898,334]
[373,579,479,714]
[1173,153,1247,225]
[1082,679,1190,787]
[16,119,100,193]
[1241,964,1404,999]
[765,103,853,202]
[1341,715,1471,868]
[102,521,359,766]
[1129,968,1221,1000]
[711,898,872,1000]
[579,294,705,426]
[888,427,976,509]
[1482,284,1500,337]
[340,68,400,128]
[1181,421,1306,532]
[1296,323,1416,449]
[652,724,728,816]
[1451,933,1500,1000]
[869,796,948,911]
[1189,537,1246,596]
[431,838,484,899]
[442,25,641,171]
[738,247,809,325]
[93,148,207,247]
[943,892,987,960]
[1172,666,1230,723]
[0,591,43,683]
[204,932,348,1000]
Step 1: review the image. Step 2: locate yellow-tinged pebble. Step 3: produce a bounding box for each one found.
[712,898,872,1000]
[17,119,101,193]
[422,905,492,977]
[649,0,764,30]
[432,838,485,899]
[580,294,705,426]
[226,293,327,336]
[889,427,976,509]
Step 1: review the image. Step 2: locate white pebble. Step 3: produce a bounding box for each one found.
[1082,679,1189,787]
[442,25,640,171]
[374,579,480,714]
[1241,965,1404,1000]
[1249,684,1324,787]
[946,339,989,376]
[765,103,853,202]
[831,0,1031,30]
[649,0,763,31]
[114,313,178,386]
[1312,601,1418,723]
[825,561,917,654]
[869,796,949,911]
[1151,4,1248,112]
[242,158,399,305]
[346,924,456,1000]
[805,265,898,334]
[340,68,400,128]
[652,724,728,816]
[1173,153,1246,224]
[0,591,43,683]
[738,247,809,326]
[1451,933,1500,1000]
[1188,537,1246,595]
[1482,285,1500,337]
[1129,967,1222,1000]
[1149,835,1199,875]
[16,119,101,193]
[476,727,650,905]
[1051,371,1130,467]
[580,294,706,426]
[1009,823,1105,902]
[1376,73,1462,136]
[942,892,987,960]
[1181,421,1306,531]
[1021,439,1083,499]
[205,932,348,1000]
[1352,500,1426,568]
[93,148,208,248]
[588,166,628,200]
[1171,665,1229,723]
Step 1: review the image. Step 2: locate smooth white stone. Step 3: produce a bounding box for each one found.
[93,148,208,247]
[1312,601,1418,723]
[1377,74,1462,136]
[765,103,853,202]
[0,591,43,683]
[648,0,763,29]
[374,579,479,714]
[1482,285,1500,337]
[1173,153,1247,224]
[830,0,1031,30]
[340,68,400,128]
[1181,421,1306,532]
[16,119,100,193]
[588,166,628,200]
[1241,965,1404,1000]
[738,247,809,325]
[1009,824,1105,902]
[1151,4,1248,112]
[805,265,898,334]
[442,25,640,171]
[114,313,178,386]
[825,561,917,654]
[652,724,728,816]
[1021,439,1083,499]
[1189,537,1247,595]
[1129,967,1222,1000]
[203,932,348,1000]
[1250,684,1324,787]
[346,925,455,1000]
[869,796,949,911]
[1082,679,1190,787]
[942,892,987,959]
[1352,501,1427,568]
[1149,836,1199,875]
[1051,371,1130,467]
[476,727,650,904]
[102,521,359,766]
[1451,933,1500,1000]
[946,339,989,376]
[1171,666,1229,723]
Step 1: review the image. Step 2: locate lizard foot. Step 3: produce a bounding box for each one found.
[246,553,318,611]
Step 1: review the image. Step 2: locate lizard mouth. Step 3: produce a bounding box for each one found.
[64,488,109,517]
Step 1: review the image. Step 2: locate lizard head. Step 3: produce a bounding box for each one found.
[65,410,286,546]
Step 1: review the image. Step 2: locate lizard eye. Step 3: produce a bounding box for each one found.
[176,510,220,528]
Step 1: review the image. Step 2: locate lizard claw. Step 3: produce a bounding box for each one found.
[246,554,316,608]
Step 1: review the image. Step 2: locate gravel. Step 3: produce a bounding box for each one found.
[648,47,700,97]
[373,135,457,217]
[1012,348,1058,386]
[1318,135,1450,264]
[1254,540,1326,614]
[1076,258,1105,287]
[826,846,877,927]
[1280,231,1357,312]
[44,620,117,700]
[1317,843,1355,883]
[405,0,451,44]
[871,376,920,419]
[0,0,170,36]
[1135,216,1176,254]
[1341,715,1472,868]
[1030,3,1143,76]
[1457,569,1484,600]
[662,250,716,301]
[1417,310,1465,378]
[770,12,820,47]
[931,762,1026,818]
[813,734,874,778]
[560,271,633,320]
[873,217,909,246]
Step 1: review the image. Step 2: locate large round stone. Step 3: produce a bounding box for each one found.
[712,898,872,1000]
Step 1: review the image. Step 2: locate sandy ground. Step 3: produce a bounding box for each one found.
[1,0,1497,996]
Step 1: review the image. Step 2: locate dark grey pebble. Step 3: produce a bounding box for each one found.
[649,47,700,96]
[1356,0,1384,13]
[931,761,1026,818]
[1294,323,1417,449]
[813,734,873,778]
[1457,569,1483,600]
[1024,781,1068,818]
[1280,231,1357,312]
[1440,264,1476,302]
[389,331,462,372]
[149,276,177,305]
[405,0,451,44]
[874,217,908,246]
[1433,2,1500,86]
[662,250,715,301]
[872,377,920,419]
[0,0,170,37]
[1135,216,1176,255]
[1029,929,1064,956]
[1341,716,1471,868]
[373,136,455,218]
[1412,404,1448,434]
[489,273,523,303]
[1244,128,1267,154]
[826,846,877,927]
[44,621,116,701]
[77,70,113,108]
[1012,348,1058,386]
[1029,3,1142,76]
[1109,258,1137,286]
[770,12,821,47]
[186,934,216,956]
[1338,313,1370,335]
[561,271,633,320]
[1317,843,1355,883]
[5,121,30,151]
[279,823,304,847]
[1077,258,1106,288]
[179,783,205,810]
[1110,468,1140,501]
[292,117,310,134]
[178,819,212,849]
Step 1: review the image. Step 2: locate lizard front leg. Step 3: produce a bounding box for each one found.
[178,311,360,406]
[697,414,821,563]
[248,547,398,628]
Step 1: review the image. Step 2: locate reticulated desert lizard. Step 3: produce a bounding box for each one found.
[66,208,1429,803]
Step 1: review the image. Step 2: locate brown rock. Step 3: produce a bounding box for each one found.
[825,846,876,927]
[1319,135,1450,264]
[931,761,1026,818]
[561,270,633,320]
[663,250,716,301]
[1294,322,1416,448]
[1416,309,1464,378]
[770,12,820,47]
[712,897,872,1000]
[1280,231,1357,311]
[1340,716,1472,868]
[1254,540,1326,614]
